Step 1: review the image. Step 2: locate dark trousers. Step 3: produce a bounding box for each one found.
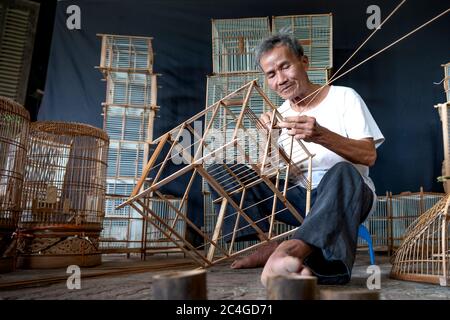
[207,162,374,284]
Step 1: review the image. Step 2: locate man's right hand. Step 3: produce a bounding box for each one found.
[260,111,274,129]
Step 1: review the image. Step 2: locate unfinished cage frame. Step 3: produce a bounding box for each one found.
[118,80,314,267]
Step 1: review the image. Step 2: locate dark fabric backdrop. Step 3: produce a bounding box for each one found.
[38,0,450,228]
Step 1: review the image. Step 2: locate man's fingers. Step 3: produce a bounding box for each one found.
[283,116,309,123]
[279,121,310,129]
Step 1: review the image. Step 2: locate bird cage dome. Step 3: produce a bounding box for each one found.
[0,96,29,272]
[18,121,109,268]
[390,195,450,286]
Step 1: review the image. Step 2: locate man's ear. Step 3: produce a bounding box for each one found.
[301,55,309,70]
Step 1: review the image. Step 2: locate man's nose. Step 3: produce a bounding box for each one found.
[276,72,288,86]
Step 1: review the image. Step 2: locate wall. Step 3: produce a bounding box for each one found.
[37,0,450,227]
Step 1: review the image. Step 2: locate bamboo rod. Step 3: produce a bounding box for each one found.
[131,133,168,197]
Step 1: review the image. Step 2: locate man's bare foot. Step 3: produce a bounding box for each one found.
[260,239,313,287]
[231,241,279,269]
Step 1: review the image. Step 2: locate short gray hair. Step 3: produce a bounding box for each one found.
[254,33,304,69]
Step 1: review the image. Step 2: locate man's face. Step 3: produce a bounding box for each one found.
[259,44,310,100]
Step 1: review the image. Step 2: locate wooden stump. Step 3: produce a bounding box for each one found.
[266,275,317,300]
[320,289,380,300]
[152,269,207,300]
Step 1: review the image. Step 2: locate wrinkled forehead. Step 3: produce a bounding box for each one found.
[260,45,298,69]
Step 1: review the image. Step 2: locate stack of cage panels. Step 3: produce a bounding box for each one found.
[204,16,332,256]
[97,34,186,254]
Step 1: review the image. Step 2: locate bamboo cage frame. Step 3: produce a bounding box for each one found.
[358,190,444,253]
[0,96,29,272]
[118,80,314,267]
[97,34,154,75]
[390,194,450,286]
[211,17,271,74]
[17,121,109,268]
[272,13,333,69]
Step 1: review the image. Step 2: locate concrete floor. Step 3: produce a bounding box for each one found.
[0,251,449,300]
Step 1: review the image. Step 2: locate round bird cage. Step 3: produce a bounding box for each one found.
[0,97,30,273]
[18,121,109,268]
[390,194,450,286]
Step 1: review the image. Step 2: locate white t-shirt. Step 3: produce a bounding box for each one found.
[277,85,385,194]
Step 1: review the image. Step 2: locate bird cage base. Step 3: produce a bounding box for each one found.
[17,234,101,269]
[17,254,101,269]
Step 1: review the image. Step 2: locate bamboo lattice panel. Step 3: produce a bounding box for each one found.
[212,17,271,74]
[103,106,152,142]
[390,195,450,286]
[358,192,444,253]
[107,141,146,180]
[105,72,157,107]
[98,34,154,74]
[272,14,333,69]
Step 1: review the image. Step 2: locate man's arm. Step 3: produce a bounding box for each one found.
[278,115,377,167]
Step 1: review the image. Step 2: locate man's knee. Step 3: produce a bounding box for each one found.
[328,162,360,179]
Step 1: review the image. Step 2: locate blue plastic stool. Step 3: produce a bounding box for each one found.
[358,225,375,265]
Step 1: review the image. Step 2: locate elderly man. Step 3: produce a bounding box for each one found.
[210,33,384,286]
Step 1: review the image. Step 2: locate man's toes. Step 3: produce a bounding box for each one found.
[231,259,243,269]
[300,266,312,276]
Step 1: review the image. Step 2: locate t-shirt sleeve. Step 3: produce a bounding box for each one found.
[343,88,385,148]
